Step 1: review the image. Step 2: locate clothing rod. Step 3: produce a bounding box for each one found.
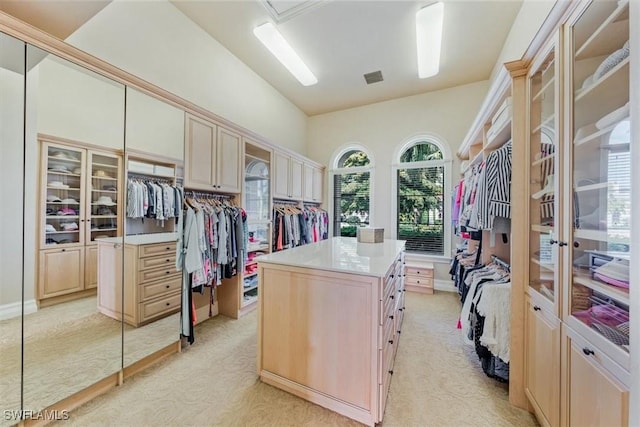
[127,173,174,183]
[490,254,510,271]
[273,199,300,206]
[186,190,235,200]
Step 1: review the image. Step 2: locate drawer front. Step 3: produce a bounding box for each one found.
[405,266,434,277]
[140,276,182,302]
[405,275,433,288]
[139,267,181,284]
[140,292,181,322]
[139,254,177,271]
[139,242,177,258]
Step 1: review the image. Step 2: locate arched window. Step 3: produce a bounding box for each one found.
[394,137,451,255]
[331,146,373,237]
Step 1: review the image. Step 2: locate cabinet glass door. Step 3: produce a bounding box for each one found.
[43,142,86,247]
[569,0,630,353]
[529,43,559,304]
[88,151,121,243]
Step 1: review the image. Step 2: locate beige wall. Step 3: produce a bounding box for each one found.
[307,80,489,278]
[65,0,308,156]
[490,0,556,80]
[0,67,25,310]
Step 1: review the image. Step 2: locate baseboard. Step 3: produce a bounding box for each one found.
[0,299,38,321]
[434,279,456,293]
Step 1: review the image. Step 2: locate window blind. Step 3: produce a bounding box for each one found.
[397,166,444,254]
[333,171,370,237]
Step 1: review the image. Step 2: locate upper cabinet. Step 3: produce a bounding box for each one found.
[303,162,324,203]
[184,113,241,193]
[528,33,561,311]
[566,0,630,368]
[273,150,303,200]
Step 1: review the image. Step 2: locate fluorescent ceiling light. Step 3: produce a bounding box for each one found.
[416,2,444,79]
[253,22,318,86]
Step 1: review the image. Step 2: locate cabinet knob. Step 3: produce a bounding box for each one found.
[397,330,401,334]
[533,306,541,311]
[166,285,170,289]
[166,247,171,250]
[166,259,171,262]
[61,248,66,252]
[389,315,394,320]
[549,239,558,245]
[166,302,171,306]
[166,271,171,274]
[416,280,420,284]
[573,241,580,248]
[582,347,595,356]
[558,241,568,247]
[390,274,394,278]
[388,370,394,375]
[416,271,420,274]
[388,340,393,345]
[399,308,403,312]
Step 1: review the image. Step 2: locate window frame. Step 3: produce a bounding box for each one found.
[391,135,452,259]
[329,144,375,238]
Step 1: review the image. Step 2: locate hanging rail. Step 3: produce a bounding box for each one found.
[273,199,300,206]
[186,190,235,200]
[491,254,510,272]
[127,172,174,184]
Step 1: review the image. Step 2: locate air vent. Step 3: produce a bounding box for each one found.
[364,70,383,85]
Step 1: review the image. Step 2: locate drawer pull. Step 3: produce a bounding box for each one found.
[397,330,401,334]
[582,347,595,356]
[166,285,170,289]
[166,302,171,306]
[388,340,394,345]
[416,280,420,284]
[166,271,171,274]
[533,306,541,311]
[389,315,394,320]
[399,308,403,312]
[388,370,394,375]
[390,295,394,300]
[390,274,394,278]
[166,259,171,262]
[166,247,171,250]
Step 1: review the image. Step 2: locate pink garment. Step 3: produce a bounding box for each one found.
[573,304,629,328]
[593,272,629,289]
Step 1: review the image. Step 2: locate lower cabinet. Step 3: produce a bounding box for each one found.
[525,296,560,427]
[404,261,434,294]
[565,326,629,427]
[38,247,85,300]
[97,240,181,327]
[85,245,98,289]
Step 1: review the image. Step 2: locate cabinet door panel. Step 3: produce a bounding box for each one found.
[273,151,290,199]
[85,245,98,289]
[289,157,303,200]
[312,166,323,202]
[568,340,629,427]
[216,126,241,193]
[303,163,314,201]
[525,302,559,427]
[185,115,215,190]
[39,247,84,298]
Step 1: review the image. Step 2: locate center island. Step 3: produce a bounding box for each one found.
[256,237,406,426]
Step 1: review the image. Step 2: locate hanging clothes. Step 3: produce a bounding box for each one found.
[271,203,329,252]
[127,177,183,225]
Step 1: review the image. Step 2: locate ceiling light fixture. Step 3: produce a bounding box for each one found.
[253,22,318,86]
[416,2,444,79]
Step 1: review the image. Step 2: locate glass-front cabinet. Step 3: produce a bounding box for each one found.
[528,36,560,308]
[568,0,630,360]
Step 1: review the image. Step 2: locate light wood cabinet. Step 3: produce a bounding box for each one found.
[525,296,560,427]
[184,113,241,193]
[303,162,324,203]
[273,150,303,200]
[38,136,123,304]
[258,240,405,426]
[404,261,434,294]
[38,247,84,299]
[97,239,181,327]
[565,326,629,427]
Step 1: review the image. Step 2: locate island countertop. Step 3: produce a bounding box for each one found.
[256,237,405,277]
[95,232,177,245]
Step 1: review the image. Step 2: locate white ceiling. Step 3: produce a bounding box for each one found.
[0,0,523,117]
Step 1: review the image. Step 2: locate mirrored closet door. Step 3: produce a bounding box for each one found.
[22,44,125,415]
[0,31,26,427]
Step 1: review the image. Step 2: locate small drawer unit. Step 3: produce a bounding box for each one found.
[404,261,434,294]
[97,237,182,327]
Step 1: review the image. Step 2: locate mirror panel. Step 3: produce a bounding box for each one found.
[123,88,184,366]
[0,32,26,427]
[22,44,125,414]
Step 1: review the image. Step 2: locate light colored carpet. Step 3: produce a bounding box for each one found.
[0,296,178,427]
[67,292,538,426]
